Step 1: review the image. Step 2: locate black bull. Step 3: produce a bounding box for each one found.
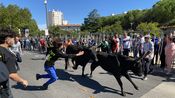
[65,45,96,76]
[90,52,149,96]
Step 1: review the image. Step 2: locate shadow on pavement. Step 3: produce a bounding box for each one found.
[99,72,112,75]
[150,71,167,77]
[56,69,133,96]
[12,83,46,91]
[31,58,45,60]
[162,74,175,82]
[149,67,175,77]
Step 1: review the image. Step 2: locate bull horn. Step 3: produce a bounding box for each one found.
[136,51,150,62]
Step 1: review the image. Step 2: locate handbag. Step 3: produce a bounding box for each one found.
[16,52,22,62]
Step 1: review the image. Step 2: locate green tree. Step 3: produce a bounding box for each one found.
[143,0,175,26]
[81,9,100,33]
[81,0,175,33]
[136,22,160,36]
[48,25,61,36]
[0,4,39,35]
[99,23,123,34]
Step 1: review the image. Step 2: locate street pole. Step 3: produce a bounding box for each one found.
[130,22,133,30]
[9,24,12,30]
[44,0,48,29]
[44,0,49,36]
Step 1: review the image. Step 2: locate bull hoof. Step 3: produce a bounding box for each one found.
[72,66,77,70]
[135,86,139,90]
[121,92,126,96]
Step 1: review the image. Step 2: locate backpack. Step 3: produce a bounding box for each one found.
[102,41,109,48]
[0,53,9,83]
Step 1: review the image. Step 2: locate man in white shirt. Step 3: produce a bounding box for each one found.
[10,36,23,70]
[122,32,131,56]
[10,36,22,54]
[142,34,154,80]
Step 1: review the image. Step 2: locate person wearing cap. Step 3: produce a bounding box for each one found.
[36,37,84,90]
[142,34,154,80]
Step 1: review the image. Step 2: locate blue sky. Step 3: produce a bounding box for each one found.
[1,0,160,29]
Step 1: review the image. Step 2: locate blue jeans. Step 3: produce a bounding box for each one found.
[40,66,58,86]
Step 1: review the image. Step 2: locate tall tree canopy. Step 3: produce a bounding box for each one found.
[81,0,175,35]
[0,4,39,36]
[81,9,101,33]
[136,22,160,36]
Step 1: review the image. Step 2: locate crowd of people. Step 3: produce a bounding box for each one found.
[0,28,175,97]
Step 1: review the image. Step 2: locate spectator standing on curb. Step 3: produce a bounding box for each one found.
[122,32,131,56]
[160,34,167,71]
[165,34,175,74]
[142,34,154,80]
[0,29,28,98]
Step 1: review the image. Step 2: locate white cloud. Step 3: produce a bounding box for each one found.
[38,24,46,30]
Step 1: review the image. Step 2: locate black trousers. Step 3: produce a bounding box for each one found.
[123,49,130,56]
[160,55,166,69]
[0,82,13,98]
[152,48,159,65]
[139,50,143,57]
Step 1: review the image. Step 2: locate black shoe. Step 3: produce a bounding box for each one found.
[36,74,40,80]
[40,84,48,90]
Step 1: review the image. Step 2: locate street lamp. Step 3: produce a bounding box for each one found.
[130,22,133,30]
[9,25,12,30]
[44,0,48,29]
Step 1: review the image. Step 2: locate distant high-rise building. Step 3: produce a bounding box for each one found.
[47,9,81,32]
[48,9,63,26]
[63,20,68,25]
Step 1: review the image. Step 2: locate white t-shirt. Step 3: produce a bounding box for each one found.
[10,41,22,54]
[122,36,131,49]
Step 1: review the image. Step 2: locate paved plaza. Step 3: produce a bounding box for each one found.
[11,51,175,98]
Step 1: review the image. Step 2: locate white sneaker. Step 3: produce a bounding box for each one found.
[142,77,148,80]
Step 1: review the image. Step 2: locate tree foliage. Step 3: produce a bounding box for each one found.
[136,22,160,36]
[151,0,175,24]
[81,9,101,33]
[48,25,61,36]
[0,4,39,36]
[81,0,175,34]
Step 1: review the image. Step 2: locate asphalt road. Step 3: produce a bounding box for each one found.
[10,51,172,98]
